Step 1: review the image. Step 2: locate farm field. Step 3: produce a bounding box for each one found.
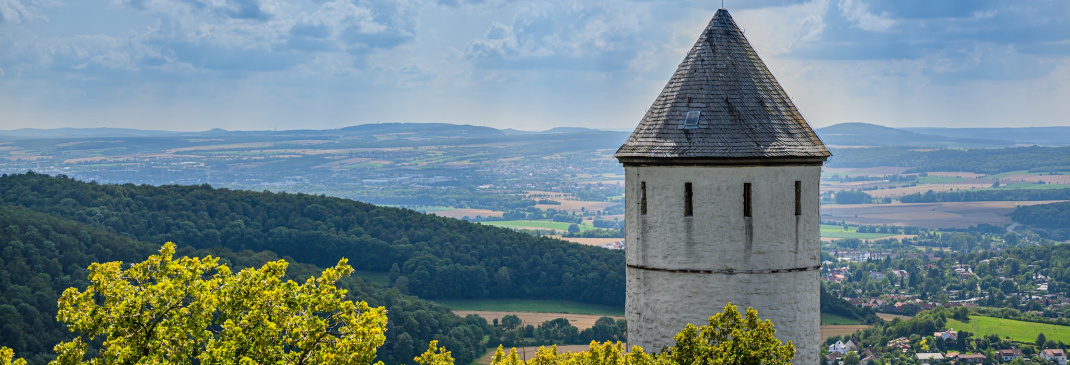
[435,298,625,317]
[452,311,622,330]
[821,325,871,342]
[552,237,624,246]
[946,316,1070,344]
[526,190,618,214]
[481,220,594,232]
[819,224,899,239]
[876,313,912,321]
[821,201,1066,229]
[429,208,505,219]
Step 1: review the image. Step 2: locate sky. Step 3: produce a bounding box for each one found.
[1,0,1069,132]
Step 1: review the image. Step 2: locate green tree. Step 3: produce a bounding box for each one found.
[663,303,795,365]
[843,351,860,365]
[2,347,27,365]
[568,224,581,233]
[488,303,794,365]
[1004,232,1019,246]
[501,315,522,330]
[1037,333,1047,349]
[50,243,389,365]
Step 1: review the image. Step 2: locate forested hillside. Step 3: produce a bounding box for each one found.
[0,172,625,306]
[1010,201,1070,240]
[0,204,490,364]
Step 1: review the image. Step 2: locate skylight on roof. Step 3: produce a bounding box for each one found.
[683,111,701,129]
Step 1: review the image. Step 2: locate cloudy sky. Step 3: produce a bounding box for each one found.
[1,0,1069,131]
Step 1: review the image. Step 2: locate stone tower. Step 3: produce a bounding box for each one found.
[614,8,830,364]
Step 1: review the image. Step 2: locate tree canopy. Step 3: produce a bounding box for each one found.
[51,243,388,365]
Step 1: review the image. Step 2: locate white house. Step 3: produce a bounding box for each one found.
[1042,349,1067,365]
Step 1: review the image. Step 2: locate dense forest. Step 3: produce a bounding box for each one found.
[0,172,625,305]
[0,205,491,364]
[1010,201,1070,240]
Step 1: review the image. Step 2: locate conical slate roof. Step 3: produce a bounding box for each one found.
[615,9,830,164]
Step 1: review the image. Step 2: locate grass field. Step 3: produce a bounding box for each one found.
[819,224,897,239]
[994,183,1070,190]
[946,316,1070,344]
[917,176,966,184]
[433,299,624,317]
[821,313,865,325]
[482,220,593,232]
[986,170,1034,179]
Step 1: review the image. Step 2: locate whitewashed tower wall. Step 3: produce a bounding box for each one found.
[614,8,830,365]
[623,165,821,364]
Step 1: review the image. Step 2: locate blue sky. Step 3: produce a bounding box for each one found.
[1,0,1069,131]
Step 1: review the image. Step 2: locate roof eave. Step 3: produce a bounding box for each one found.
[615,155,829,167]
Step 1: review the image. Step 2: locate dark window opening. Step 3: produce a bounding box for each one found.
[641,181,647,215]
[684,182,693,217]
[743,183,752,217]
[794,181,802,216]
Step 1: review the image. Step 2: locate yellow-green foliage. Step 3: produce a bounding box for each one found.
[50,243,388,365]
[484,303,795,365]
[2,347,27,365]
[41,244,792,365]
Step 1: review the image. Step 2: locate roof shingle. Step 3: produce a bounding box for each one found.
[615,9,830,164]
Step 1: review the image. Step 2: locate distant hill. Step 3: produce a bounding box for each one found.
[0,127,184,139]
[815,123,1013,148]
[904,127,1070,147]
[339,122,504,137]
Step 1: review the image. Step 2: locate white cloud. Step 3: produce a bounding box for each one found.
[837,0,895,32]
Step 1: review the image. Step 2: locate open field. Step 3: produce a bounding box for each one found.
[822,313,865,325]
[858,183,993,198]
[876,313,912,321]
[434,299,624,317]
[1000,174,1070,184]
[473,345,593,365]
[823,167,909,176]
[929,172,985,179]
[432,208,505,219]
[821,201,1067,229]
[526,190,618,214]
[453,311,622,330]
[821,325,870,342]
[482,220,593,232]
[819,224,899,239]
[947,316,1070,344]
[552,237,624,246]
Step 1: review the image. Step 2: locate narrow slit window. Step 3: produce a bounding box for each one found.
[794,181,802,216]
[684,182,693,217]
[640,181,648,215]
[683,111,701,129]
[743,183,752,217]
